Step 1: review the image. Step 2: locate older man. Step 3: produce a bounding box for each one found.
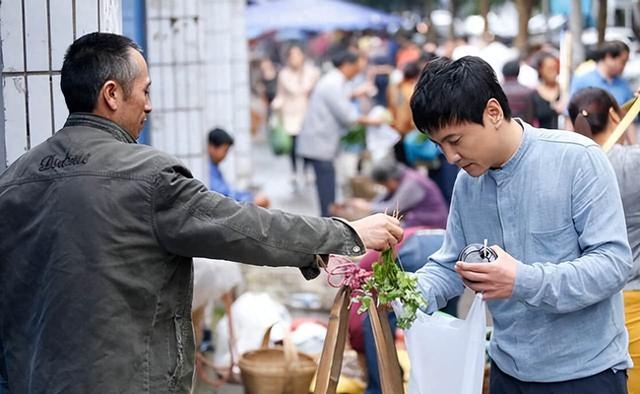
[0,33,402,394]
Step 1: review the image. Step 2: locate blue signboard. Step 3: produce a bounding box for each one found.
[122,0,150,145]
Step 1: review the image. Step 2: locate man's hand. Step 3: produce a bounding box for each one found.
[347,197,371,212]
[455,245,517,300]
[349,213,403,251]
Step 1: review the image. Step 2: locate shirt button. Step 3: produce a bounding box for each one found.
[352,246,361,253]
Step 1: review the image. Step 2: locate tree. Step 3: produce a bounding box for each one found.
[597,0,607,46]
[514,0,534,52]
[480,0,490,34]
[569,0,585,68]
[423,0,438,43]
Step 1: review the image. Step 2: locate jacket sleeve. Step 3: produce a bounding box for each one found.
[151,163,365,279]
[512,146,633,313]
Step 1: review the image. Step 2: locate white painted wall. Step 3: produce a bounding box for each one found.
[0,0,250,187]
[146,0,251,186]
[0,0,122,169]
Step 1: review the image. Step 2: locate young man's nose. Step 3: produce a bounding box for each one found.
[440,145,461,165]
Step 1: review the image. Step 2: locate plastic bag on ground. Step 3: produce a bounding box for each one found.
[213,292,292,368]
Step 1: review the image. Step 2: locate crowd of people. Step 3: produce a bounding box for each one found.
[246,28,639,394]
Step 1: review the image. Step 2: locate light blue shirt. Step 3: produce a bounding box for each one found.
[570,68,634,105]
[416,122,633,382]
[209,162,253,203]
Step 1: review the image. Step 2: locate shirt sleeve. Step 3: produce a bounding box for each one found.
[512,145,633,313]
[209,164,253,203]
[415,182,466,313]
[324,87,359,129]
[152,163,365,279]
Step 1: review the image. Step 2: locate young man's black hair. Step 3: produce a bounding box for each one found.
[208,127,234,147]
[60,32,142,113]
[410,56,511,135]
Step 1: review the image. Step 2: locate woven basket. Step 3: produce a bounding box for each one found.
[239,325,317,394]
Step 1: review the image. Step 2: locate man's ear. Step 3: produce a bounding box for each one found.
[100,80,120,112]
[485,98,504,129]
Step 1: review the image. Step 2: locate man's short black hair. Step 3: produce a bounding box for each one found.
[331,50,359,68]
[60,32,142,113]
[502,59,520,78]
[208,128,234,147]
[594,40,630,61]
[410,56,511,135]
[403,61,421,80]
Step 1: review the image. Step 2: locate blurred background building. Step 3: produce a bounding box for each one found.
[0,0,251,187]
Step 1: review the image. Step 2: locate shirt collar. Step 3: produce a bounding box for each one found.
[64,113,137,144]
[487,119,532,181]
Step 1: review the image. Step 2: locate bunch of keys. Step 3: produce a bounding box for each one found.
[457,239,497,288]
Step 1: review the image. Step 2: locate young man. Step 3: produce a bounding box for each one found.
[0,33,403,394]
[207,127,270,208]
[410,56,632,393]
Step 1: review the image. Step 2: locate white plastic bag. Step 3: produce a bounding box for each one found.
[213,292,291,368]
[404,294,486,394]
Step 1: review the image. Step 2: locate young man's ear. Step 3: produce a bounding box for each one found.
[101,80,120,111]
[485,98,504,129]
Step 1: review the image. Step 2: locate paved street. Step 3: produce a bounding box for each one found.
[194,138,327,394]
[192,138,479,393]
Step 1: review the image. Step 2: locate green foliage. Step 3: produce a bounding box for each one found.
[341,124,366,147]
[353,248,426,329]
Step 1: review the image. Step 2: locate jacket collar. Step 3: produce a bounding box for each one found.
[64,113,137,144]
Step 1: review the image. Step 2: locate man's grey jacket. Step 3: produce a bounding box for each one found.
[0,113,364,393]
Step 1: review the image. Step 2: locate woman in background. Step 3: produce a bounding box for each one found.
[568,87,640,394]
[532,52,562,129]
[272,44,320,188]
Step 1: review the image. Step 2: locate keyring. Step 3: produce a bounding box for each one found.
[457,240,497,263]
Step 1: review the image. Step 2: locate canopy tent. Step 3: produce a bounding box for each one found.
[246,0,401,38]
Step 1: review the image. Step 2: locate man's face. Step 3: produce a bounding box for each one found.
[117,49,152,139]
[207,144,231,164]
[342,62,360,80]
[602,51,629,78]
[428,108,503,177]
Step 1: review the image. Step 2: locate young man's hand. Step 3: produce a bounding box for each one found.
[455,245,517,300]
[349,213,403,251]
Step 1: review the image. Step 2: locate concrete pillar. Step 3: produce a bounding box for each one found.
[146,0,251,186]
[0,0,122,169]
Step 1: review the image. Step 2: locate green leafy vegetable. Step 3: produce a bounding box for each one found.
[353,248,426,329]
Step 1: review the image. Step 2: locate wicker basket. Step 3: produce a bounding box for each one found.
[239,325,317,394]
